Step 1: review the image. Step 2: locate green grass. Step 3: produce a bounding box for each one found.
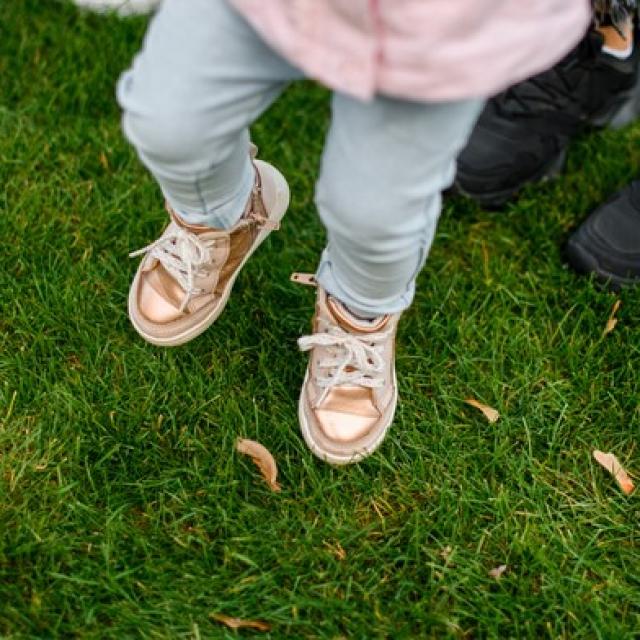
[1,2,640,638]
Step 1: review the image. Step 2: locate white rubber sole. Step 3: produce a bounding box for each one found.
[298,369,398,466]
[128,160,290,347]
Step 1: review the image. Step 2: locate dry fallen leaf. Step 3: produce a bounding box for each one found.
[209,613,271,632]
[488,564,507,579]
[603,299,621,336]
[593,450,634,495]
[236,438,281,492]
[465,398,500,423]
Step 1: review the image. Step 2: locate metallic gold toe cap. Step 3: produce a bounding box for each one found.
[137,270,184,324]
[313,386,380,443]
[314,409,378,442]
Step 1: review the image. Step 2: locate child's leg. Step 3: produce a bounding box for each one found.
[298,94,483,465]
[315,94,484,318]
[118,0,302,229]
[119,0,302,346]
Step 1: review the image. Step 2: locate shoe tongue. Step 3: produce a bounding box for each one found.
[327,296,388,333]
[169,208,213,234]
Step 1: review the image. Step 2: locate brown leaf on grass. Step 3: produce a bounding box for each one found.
[209,613,271,632]
[465,398,500,423]
[236,438,281,492]
[593,450,634,495]
[603,299,621,336]
[488,564,507,579]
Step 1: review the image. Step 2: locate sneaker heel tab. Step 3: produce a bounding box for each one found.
[291,272,317,287]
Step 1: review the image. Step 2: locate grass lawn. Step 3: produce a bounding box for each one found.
[2,2,640,638]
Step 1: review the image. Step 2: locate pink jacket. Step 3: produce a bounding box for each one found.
[230,0,591,102]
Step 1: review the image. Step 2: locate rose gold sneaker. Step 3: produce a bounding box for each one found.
[297,279,400,465]
[128,158,289,346]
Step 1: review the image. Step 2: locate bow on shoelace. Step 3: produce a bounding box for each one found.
[298,326,391,404]
[129,226,219,312]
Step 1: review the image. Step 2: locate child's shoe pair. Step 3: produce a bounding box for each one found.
[128,155,399,464]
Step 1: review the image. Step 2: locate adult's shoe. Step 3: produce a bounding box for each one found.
[566,180,640,288]
[456,30,640,208]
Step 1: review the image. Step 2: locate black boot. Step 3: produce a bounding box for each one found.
[566,180,640,287]
[456,29,640,208]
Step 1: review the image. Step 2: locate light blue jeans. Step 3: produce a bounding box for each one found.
[117,0,483,317]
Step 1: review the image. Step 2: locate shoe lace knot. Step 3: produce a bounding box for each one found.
[129,226,215,312]
[298,325,390,402]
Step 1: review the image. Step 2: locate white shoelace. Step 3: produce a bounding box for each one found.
[129,199,278,313]
[129,226,216,312]
[298,325,391,404]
